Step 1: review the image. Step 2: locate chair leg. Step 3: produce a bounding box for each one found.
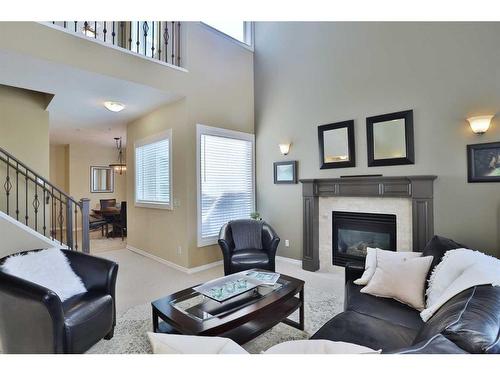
[121,228,124,241]
[101,225,104,237]
[104,328,114,340]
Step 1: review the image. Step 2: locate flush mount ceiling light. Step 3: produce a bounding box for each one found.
[467,115,494,135]
[104,101,125,113]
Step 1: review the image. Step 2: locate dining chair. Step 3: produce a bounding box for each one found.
[100,199,117,211]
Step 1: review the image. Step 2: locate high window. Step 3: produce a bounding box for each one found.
[197,124,255,246]
[202,21,253,46]
[135,129,172,209]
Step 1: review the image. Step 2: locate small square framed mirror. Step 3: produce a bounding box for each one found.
[366,110,414,167]
[318,120,356,169]
[90,166,114,193]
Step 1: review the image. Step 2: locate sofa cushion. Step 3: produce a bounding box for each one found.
[345,282,424,330]
[229,219,263,250]
[413,285,500,354]
[310,310,418,352]
[63,291,113,353]
[231,249,269,266]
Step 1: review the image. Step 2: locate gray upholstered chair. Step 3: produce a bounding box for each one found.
[218,219,280,275]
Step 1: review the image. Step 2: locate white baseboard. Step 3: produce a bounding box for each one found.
[126,245,222,274]
[276,255,302,266]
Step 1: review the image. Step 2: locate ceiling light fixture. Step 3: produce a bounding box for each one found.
[104,101,125,113]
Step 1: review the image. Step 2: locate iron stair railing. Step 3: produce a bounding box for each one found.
[0,145,90,253]
[49,21,182,67]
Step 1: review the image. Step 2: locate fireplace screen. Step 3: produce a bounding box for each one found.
[332,211,396,266]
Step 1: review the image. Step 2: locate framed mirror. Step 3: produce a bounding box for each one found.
[366,110,414,167]
[318,120,355,169]
[90,166,114,193]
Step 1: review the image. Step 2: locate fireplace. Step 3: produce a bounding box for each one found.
[332,211,396,266]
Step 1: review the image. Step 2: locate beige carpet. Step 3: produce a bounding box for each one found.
[85,250,345,354]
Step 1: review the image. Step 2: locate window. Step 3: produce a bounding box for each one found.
[135,129,172,209]
[197,125,255,246]
[202,21,253,46]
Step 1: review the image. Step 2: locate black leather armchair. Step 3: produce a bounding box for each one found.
[0,249,118,353]
[218,220,280,275]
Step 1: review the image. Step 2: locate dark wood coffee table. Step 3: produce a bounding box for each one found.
[151,270,305,344]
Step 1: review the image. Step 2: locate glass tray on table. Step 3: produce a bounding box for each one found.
[169,281,285,321]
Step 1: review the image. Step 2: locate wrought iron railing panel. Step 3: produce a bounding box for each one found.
[0,146,90,253]
[50,21,182,67]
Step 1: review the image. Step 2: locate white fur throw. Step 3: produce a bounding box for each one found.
[421,248,500,322]
[2,248,87,301]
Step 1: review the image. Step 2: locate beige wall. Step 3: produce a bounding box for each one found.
[49,144,69,192]
[127,23,254,268]
[66,142,126,209]
[127,99,189,267]
[0,84,51,232]
[0,22,253,268]
[254,22,500,259]
[0,84,50,177]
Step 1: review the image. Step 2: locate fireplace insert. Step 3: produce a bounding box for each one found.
[332,211,396,266]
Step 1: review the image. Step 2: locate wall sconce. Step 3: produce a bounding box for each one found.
[467,115,494,135]
[279,143,291,155]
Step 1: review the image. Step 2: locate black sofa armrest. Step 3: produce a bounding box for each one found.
[0,271,66,353]
[386,334,468,354]
[262,223,280,269]
[218,223,236,275]
[345,262,365,284]
[62,250,118,296]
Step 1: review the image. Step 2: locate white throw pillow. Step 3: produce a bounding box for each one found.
[354,247,422,286]
[147,333,248,354]
[360,252,433,310]
[147,333,380,354]
[264,340,380,354]
[2,248,87,301]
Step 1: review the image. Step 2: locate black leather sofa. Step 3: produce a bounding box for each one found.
[218,220,280,275]
[311,236,500,354]
[0,249,118,353]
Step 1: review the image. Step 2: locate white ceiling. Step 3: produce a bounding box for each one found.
[0,49,181,146]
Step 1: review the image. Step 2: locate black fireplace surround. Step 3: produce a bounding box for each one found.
[300,176,437,272]
[332,211,396,266]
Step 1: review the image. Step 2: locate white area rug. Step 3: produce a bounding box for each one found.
[87,282,343,354]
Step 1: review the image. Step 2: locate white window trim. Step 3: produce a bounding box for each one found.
[196,124,256,247]
[134,129,173,210]
[199,22,254,52]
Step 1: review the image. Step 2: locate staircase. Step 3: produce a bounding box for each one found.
[0,145,90,253]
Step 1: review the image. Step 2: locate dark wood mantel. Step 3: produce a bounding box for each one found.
[300,175,437,271]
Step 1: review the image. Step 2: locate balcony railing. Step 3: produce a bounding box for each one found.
[50,21,182,67]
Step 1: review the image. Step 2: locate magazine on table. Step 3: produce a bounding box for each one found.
[244,271,280,285]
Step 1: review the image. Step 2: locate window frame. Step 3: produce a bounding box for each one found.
[196,124,256,247]
[134,129,173,210]
[200,22,254,51]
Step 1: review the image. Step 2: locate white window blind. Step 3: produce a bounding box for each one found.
[197,125,255,246]
[135,130,172,209]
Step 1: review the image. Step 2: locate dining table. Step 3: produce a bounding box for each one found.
[91,207,121,238]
